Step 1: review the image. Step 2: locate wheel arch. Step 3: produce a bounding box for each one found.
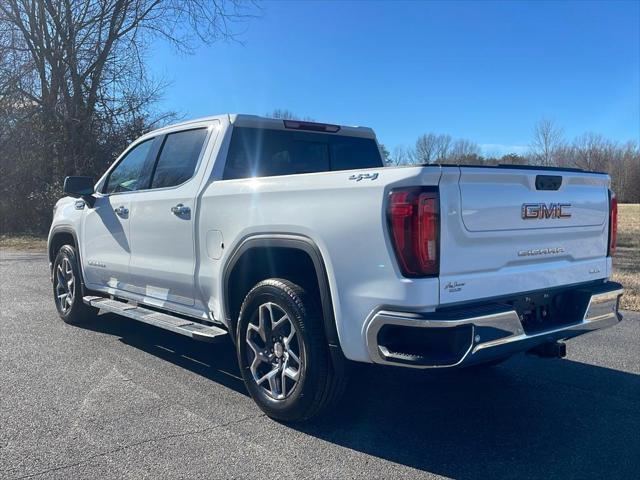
[48,227,80,264]
[222,234,343,358]
[48,227,87,295]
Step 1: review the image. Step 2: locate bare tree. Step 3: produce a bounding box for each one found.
[449,139,480,164]
[0,0,254,177]
[531,118,564,166]
[414,133,437,164]
[389,122,639,203]
[270,109,297,120]
[571,132,613,172]
[391,145,414,166]
[268,109,315,121]
[434,134,452,163]
[616,142,640,203]
[414,133,452,164]
[0,0,254,233]
[552,144,576,168]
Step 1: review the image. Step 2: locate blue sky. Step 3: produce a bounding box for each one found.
[148,0,640,156]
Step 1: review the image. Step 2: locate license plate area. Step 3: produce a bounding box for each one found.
[509,289,588,334]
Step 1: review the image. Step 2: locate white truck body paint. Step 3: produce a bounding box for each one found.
[49,114,618,364]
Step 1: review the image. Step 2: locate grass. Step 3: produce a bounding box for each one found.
[1,205,638,311]
[0,234,47,252]
[612,204,640,311]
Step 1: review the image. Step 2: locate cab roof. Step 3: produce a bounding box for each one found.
[144,114,376,139]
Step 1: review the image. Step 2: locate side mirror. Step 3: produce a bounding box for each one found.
[63,176,95,206]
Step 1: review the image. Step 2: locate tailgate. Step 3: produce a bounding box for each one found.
[438,167,611,305]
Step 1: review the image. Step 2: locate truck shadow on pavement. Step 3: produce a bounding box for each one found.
[82,312,640,480]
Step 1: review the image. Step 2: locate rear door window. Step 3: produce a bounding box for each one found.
[223,127,382,180]
[150,128,208,189]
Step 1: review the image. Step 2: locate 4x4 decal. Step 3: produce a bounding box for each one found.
[349,172,379,182]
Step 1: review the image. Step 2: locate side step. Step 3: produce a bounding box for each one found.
[84,296,227,342]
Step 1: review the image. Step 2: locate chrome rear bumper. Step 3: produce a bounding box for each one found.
[366,282,623,368]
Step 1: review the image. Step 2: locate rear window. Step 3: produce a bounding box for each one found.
[223,127,382,180]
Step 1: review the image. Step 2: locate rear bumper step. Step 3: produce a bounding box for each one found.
[365,282,623,368]
[84,296,227,342]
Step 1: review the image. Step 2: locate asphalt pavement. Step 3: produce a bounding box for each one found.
[1,250,639,479]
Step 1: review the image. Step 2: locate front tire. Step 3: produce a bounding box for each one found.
[236,278,345,422]
[52,245,97,324]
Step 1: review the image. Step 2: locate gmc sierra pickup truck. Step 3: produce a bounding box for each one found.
[49,114,624,421]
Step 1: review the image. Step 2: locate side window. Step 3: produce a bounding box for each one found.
[104,139,154,194]
[150,128,208,189]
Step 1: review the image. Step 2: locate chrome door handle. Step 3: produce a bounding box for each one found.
[114,205,129,217]
[171,203,191,216]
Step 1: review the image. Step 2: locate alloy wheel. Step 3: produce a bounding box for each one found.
[245,302,303,400]
[55,257,75,314]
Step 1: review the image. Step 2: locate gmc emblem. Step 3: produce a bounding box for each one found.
[521,203,572,220]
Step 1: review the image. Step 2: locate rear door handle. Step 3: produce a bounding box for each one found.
[171,203,191,217]
[114,205,129,217]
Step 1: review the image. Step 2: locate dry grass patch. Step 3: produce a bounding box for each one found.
[612,204,639,311]
[0,235,47,252]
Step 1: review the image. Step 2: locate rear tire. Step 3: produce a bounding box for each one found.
[52,245,98,324]
[236,278,346,422]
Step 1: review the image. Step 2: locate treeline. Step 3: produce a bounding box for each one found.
[0,0,252,235]
[384,119,640,203]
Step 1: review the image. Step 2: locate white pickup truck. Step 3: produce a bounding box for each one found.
[49,114,624,421]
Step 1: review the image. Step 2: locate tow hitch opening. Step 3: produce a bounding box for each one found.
[527,341,567,359]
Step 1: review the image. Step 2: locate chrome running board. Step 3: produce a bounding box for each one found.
[84,296,227,342]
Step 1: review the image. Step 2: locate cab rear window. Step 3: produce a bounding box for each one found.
[223,127,382,180]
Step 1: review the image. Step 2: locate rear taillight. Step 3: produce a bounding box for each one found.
[608,191,618,256]
[387,188,439,277]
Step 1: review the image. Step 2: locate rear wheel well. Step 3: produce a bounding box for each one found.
[226,247,323,338]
